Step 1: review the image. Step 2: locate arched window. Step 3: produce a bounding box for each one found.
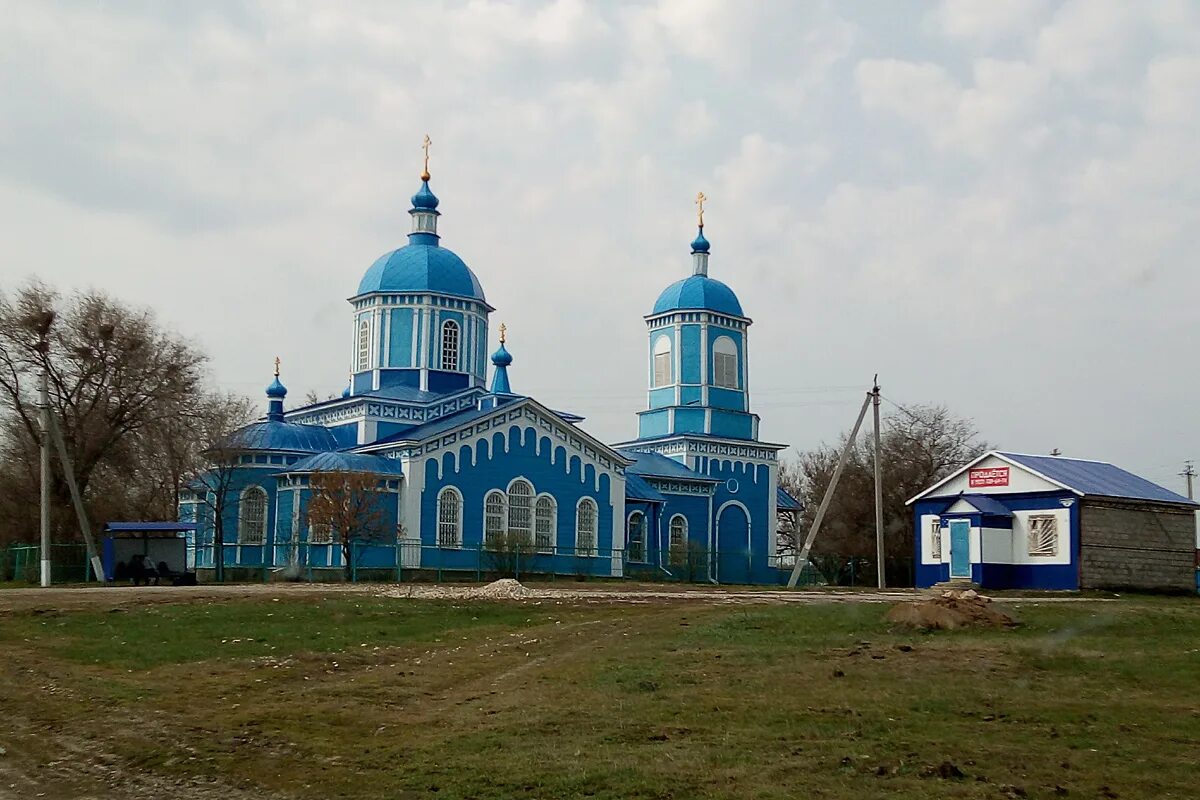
[576,498,597,556]
[507,479,533,547]
[652,335,672,387]
[713,336,738,389]
[534,495,556,554]
[668,514,688,564]
[309,521,332,545]
[436,487,462,548]
[627,511,645,563]
[441,320,460,371]
[484,490,507,549]
[356,319,371,372]
[238,486,267,545]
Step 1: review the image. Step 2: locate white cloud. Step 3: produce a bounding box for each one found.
[931,0,1050,42]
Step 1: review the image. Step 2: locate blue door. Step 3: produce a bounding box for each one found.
[717,505,751,584]
[949,520,971,579]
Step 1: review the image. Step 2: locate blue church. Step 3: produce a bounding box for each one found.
[180,152,802,584]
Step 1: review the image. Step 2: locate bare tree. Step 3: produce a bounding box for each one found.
[791,403,989,585]
[0,281,212,544]
[306,470,389,580]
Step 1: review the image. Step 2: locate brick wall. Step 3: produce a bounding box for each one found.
[1080,500,1197,591]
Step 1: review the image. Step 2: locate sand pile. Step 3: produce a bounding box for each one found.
[472,578,538,599]
[379,578,540,601]
[886,588,1016,630]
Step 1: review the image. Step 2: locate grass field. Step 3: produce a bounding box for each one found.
[1,588,1198,799]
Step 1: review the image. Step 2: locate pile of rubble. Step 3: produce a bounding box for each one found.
[379,578,542,602]
[886,588,1017,630]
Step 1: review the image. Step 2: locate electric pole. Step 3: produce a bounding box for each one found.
[872,376,884,590]
[1182,461,1196,500]
[38,365,51,588]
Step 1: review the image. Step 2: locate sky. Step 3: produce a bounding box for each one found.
[1,0,1197,495]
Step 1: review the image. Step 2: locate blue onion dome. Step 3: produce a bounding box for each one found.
[266,375,287,399]
[356,245,487,300]
[491,341,512,368]
[411,179,439,210]
[341,384,351,399]
[225,421,338,454]
[652,275,744,317]
[691,227,710,254]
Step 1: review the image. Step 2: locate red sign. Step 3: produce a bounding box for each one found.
[969,466,1010,488]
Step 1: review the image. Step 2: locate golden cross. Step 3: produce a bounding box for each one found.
[499,322,507,344]
[274,356,281,377]
[695,191,707,227]
[421,134,432,180]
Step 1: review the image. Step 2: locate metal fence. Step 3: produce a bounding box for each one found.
[0,543,93,584]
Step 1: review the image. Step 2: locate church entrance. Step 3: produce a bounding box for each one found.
[716,504,751,585]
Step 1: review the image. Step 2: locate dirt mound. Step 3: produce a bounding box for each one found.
[886,589,1016,630]
[473,578,537,599]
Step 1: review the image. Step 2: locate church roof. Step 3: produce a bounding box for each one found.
[777,486,803,511]
[652,274,743,317]
[356,243,488,302]
[621,450,718,482]
[626,474,667,503]
[285,451,403,475]
[225,420,339,454]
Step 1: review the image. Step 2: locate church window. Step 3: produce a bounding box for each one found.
[484,490,507,548]
[507,479,534,547]
[1028,515,1058,557]
[627,512,645,563]
[535,495,556,554]
[575,498,597,556]
[668,514,688,564]
[309,521,333,545]
[238,486,267,545]
[653,335,672,386]
[441,320,460,371]
[713,336,738,389]
[356,319,370,372]
[437,487,463,548]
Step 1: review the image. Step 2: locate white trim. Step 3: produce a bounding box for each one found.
[435,485,463,548]
[905,450,1083,505]
[534,492,557,554]
[575,496,599,556]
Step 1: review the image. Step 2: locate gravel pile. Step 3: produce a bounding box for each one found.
[378,579,543,602]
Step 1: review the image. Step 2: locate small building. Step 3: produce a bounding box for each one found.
[908,451,1198,591]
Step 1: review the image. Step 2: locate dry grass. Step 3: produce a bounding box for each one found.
[1,588,1197,799]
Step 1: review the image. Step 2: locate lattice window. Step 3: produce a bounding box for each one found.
[437,487,462,548]
[356,319,370,372]
[534,495,556,554]
[653,335,672,387]
[441,320,459,371]
[309,521,333,545]
[507,480,533,547]
[627,512,645,563]
[576,498,597,556]
[484,491,506,548]
[713,336,738,389]
[1028,514,1058,557]
[929,518,942,562]
[669,514,687,564]
[238,486,267,545]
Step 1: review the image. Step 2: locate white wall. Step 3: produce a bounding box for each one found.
[1009,507,1072,566]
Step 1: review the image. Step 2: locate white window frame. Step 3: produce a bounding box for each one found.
[652,334,672,387]
[929,517,942,562]
[356,319,371,372]
[507,479,534,547]
[627,511,645,563]
[713,335,738,389]
[436,486,463,548]
[575,497,597,557]
[484,490,507,548]
[668,514,688,564]
[238,485,267,545]
[309,520,333,545]
[441,319,460,372]
[1027,514,1058,557]
[534,494,556,554]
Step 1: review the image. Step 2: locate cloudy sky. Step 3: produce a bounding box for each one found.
[2,0,1198,493]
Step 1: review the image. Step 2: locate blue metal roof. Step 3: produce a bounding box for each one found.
[626,474,667,503]
[1000,452,1198,506]
[652,275,743,317]
[944,493,1013,517]
[227,421,339,453]
[356,243,487,301]
[776,486,803,511]
[620,450,717,482]
[370,404,505,446]
[105,522,197,532]
[286,451,403,475]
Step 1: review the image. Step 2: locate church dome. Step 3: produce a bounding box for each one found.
[356,244,487,301]
[652,275,743,317]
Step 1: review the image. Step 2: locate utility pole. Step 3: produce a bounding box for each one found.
[38,365,51,588]
[872,376,885,589]
[1182,461,1196,500]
